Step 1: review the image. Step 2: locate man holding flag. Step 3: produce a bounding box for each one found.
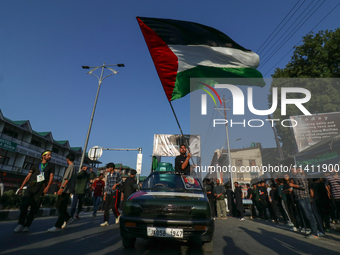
[175,144,192,175]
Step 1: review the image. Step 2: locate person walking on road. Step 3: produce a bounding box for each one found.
[247,183,256,219]
[0,178,4,197]
[0,178,4,208]
[121,170,137,208]
[100,162,122,226]
[204,179,215,218]
[47,154,77,232]
[14,150,54,232]
[226,185,235,217]
[258,181,269,221]
[234,182,245,221]
[325,169,340,221]
[92,173,105,217]
[70,165,95,220]
[214,179,227,219]
[290,167,319,239]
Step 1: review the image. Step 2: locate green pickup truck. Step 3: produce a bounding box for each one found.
[119,170,214,251]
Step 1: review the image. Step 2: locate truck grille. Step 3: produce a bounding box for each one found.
[141,205,192,214]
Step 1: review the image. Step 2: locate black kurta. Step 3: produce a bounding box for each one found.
[234,186,244,212]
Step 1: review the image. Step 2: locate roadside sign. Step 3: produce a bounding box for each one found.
[136,153,142,174]
[0,138,17,152]
[88,146,103,160]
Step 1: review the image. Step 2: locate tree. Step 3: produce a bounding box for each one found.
[268,29,340,156]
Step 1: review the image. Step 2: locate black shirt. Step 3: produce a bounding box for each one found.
[270,188,280,202]
[259,186,267,201]
[28,163,55,186]
[311,181,331,206]
[247,188,253,199]
[175,154,190,175]
[122,177,137,201]
[205,183,214,200]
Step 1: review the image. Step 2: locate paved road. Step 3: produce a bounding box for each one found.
[1,212,339,255]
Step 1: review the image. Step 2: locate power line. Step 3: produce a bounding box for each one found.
[262,1,340,76]
[259,0,326,71]
[260,0,326,68]
[259,0,315,63]
[257,0,305,55]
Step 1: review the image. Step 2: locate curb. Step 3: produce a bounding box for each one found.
[244,215,340,232]
[330,222,340,232]
[0,206,94,221]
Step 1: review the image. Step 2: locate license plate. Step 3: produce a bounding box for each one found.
[147,227,183,238]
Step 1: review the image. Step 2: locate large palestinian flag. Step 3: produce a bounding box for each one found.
[137,17,265,101]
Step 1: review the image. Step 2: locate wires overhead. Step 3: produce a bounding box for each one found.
[259,0,326,70]
[256,0,305,55]
[257,0,338,76]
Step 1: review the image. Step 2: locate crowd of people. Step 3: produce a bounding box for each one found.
[11,148,340,240]
[203,166,340,239]
[13,150,137,233]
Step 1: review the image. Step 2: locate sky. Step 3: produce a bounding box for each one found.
[1,1,339,176]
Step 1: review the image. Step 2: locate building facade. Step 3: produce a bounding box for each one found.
[204,143,280,187]
[230,146,262,185]
[0,109,99,191]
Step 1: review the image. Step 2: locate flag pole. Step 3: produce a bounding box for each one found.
[168,100,195,168]
[169,101,184,137]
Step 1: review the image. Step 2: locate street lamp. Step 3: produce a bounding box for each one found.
[78,62,124,171]
[220,138,242,151]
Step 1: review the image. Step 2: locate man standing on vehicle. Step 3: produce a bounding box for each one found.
[101,162,122,226]
[14,150,54,232]
[175,144,191,175]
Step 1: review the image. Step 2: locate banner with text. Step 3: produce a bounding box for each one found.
[0,138,17,152]
[290,112,340,152]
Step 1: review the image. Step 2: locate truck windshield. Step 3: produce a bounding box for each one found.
[141,173,202,191]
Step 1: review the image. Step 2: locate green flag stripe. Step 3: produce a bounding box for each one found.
[171,66,265,101]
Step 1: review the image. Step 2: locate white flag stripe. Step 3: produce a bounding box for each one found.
[169,45,260,73]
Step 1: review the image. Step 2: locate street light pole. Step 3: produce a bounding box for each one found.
[79,62,124,171]
[214,96,235,190]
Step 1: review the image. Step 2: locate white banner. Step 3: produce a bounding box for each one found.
[290,112,340,152]
[136,153,142,175]
[152,134,201,157]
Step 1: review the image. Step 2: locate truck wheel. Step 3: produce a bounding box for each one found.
[122,237,136,248]
[202,238,214,253]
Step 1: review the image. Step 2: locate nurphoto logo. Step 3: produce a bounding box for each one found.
[200,84,312,128]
